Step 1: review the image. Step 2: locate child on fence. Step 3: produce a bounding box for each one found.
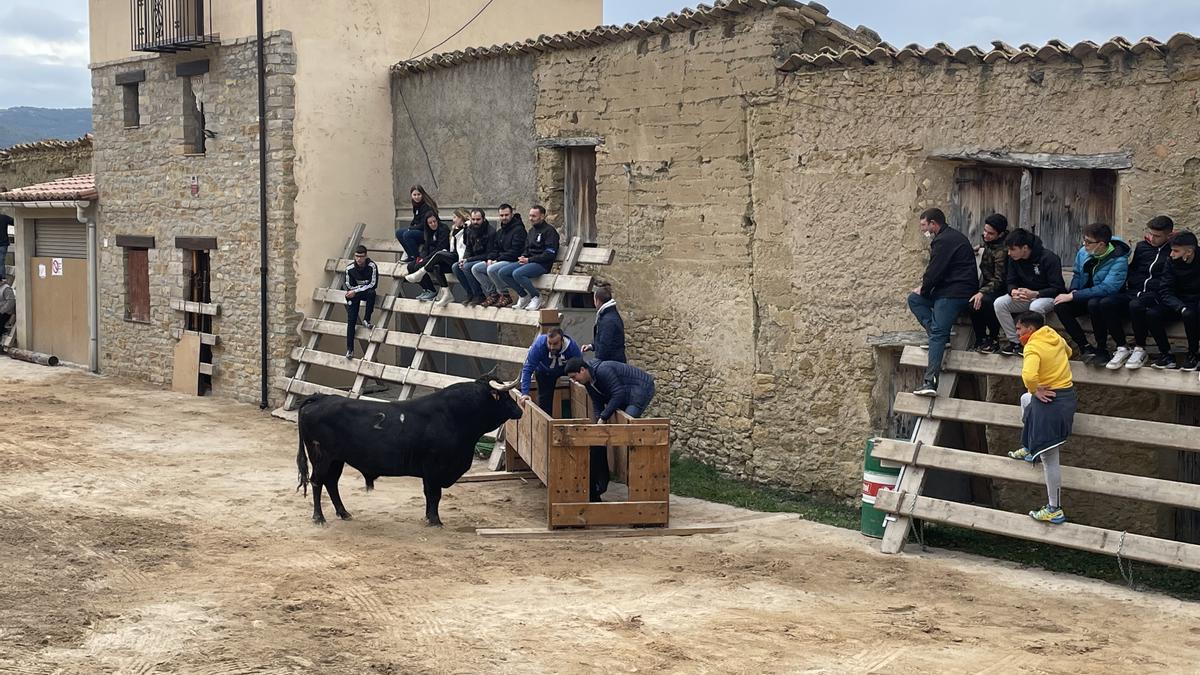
[1006,311,1076,524]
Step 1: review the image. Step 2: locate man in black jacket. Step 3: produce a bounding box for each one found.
[582,283,626,363]
[565,357,656,501]
[455,208,494,305]
[1143,231,1200,371]
[475,204,527,308]
[907,208,978,396]
[499,205,560,311]
[993,228,1066,356]
[1097,215,1175,370]
[343,245,378,358]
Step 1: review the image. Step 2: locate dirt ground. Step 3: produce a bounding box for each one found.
[2,358,1199,674]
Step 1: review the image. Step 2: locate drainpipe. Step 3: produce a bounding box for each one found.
[76,199,99,373]
[256,0,269,409]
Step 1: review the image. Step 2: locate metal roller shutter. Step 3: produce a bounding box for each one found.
[34,219,87,259]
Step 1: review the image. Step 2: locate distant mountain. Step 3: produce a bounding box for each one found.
[0,107,92,149]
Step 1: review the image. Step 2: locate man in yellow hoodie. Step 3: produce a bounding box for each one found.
[1006,311,1076,524]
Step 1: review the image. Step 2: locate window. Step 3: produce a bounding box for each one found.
[124,248,150,322]
[122,83,140,128]
[182,76,206,155]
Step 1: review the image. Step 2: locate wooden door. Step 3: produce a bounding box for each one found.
[949,166,1022,242]
[30,257,88,365]
[1031,169,1116,263]
[563,147,597,243]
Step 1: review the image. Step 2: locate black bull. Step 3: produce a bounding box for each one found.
[296,377,523,526]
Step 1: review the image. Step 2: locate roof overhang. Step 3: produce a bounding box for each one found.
[0,199,93,209]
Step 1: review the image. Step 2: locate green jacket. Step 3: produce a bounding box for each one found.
[978,231,1009,297]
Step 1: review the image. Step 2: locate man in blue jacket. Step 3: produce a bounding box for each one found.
[565,357,656,501]
[519,327,582,416]
[582,283,626,363]
[1052,223,1130,366]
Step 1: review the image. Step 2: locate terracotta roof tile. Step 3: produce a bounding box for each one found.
[392,0,876,75]
[0,174,97,202]
[779,32,1199,72]
[0,134,92,159]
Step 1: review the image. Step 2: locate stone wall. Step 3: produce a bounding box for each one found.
[0,136,93,192]
[91,32,299,406]
[391,55,537,214]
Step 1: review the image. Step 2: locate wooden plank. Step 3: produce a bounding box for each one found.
[549,501,669,528]
[288,347,470,389]
[168,298,220,316]
[880,330,971,554]
[284,223,365,411]
[198,362,214,376]
[552,423,670,447]
[893,393,1200,453]
[929,149,1133,170]
[397,306,439,401]
[536,136,604,148]
[875,490,1200,572]
[547,445,590,526]
[301,317,382,344]
[627,445,671,504]
[517,405,537,481]
[170,327,219,346]
[274,376,387,402]
[311,289,541,327]
[477,524,734,539]
[389,332,527,364]
[547,237,583,310]
[457,471,538,483]
[900,346,1200,396]
[172,333,201,395]
[872,439,1200,511]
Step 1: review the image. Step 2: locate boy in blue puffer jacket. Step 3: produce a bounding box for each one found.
[1052,223,1130,365]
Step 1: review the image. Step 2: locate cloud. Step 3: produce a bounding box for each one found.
[0,2,89,108]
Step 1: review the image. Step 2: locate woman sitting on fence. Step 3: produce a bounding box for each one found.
[395,184,439,261]
[404,211,455,306]
[1007,311,1076,525]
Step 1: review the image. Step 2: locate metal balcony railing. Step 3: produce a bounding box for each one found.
[131,0,219,53]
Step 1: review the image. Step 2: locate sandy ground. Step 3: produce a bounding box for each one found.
[1,358,1198,674]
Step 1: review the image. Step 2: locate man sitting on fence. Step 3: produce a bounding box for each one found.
[476,204,527,308]
[1144,231,1200,371]
[519,327,582,417]
[1007,311,1076,525]
[499,205,560,311]
[995,228,1066,357]
[582,283,626,363]
[565,357,656,502]
[1052,222,1130,366]
[343,245,379,358]
[1110,216,1179,370]
[456,208,494,306]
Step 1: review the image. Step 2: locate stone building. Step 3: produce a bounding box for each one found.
[0,135,93,194]
[389,0,1200,531]
[87,0,602,403]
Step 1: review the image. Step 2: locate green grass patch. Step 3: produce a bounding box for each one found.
[670,453,1200,600]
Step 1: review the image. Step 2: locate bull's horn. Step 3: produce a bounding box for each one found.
[489,378,519,391]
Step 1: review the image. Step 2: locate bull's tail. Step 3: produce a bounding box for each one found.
[295,395,322,497]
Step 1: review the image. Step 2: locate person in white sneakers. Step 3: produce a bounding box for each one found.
[499,205,560,310]
[1098,216,1176,369]
[404,211,455,306]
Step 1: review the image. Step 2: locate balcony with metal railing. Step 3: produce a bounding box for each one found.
[131,0,219,53]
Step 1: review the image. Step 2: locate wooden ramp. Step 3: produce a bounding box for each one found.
[272,225,613,415]
[879,342,1200,573]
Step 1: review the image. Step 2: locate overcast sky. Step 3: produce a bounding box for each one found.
[2,1,1198,109]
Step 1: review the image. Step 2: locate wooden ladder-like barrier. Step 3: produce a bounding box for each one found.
[878,340,1200,572]
[272,225,613,418]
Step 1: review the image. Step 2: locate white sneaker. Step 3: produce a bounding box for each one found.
[1124,347,1148,370]
[434,287,452,307]
[405,267,427,284]
[527,295,542,311]
[1105,346,1130,370]
[514,296,530,310]
[362,318,374,329]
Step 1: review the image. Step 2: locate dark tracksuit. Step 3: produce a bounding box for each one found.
[407,224,454,292]
[592,301,626,363]
[584,361,656,500]
[1149,253,1200,356]
[345,258,379,352]
[1095,239,1172,349]
[970,231,1008,343]
[519,333,583,416]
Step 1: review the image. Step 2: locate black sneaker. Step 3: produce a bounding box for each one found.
[1182,354,1200,372]
[1152,353,1178,370]
[979,338,1002,355]
[1077,344,1098,364]
[999,343,1022,357]
[1091,349,1112,367]
[913,380,938,397]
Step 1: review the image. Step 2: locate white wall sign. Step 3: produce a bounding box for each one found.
[38,264,46,278]
[51,258,64,276]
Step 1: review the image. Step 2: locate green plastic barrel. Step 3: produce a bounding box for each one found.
[860,438,901,539]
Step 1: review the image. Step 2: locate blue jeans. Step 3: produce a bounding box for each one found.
[454,261,483,297]
[395,228,423,259]
[487,261,520,295]
[503,262,548,298]
[907,293,968,384]
[470,260,503,294]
